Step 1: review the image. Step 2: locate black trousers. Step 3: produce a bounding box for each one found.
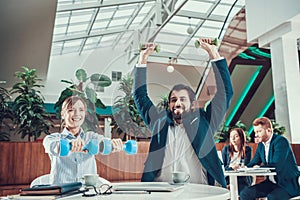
[239,179,292,200]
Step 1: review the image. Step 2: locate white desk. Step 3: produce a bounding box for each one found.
[59,182,230,200]
[224,169,276,200]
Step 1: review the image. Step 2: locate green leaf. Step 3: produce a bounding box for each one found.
[75,69,88,82]
[90,73,101,82]
[95,98,106,109]
[85,87,97,103]
[90,74,112,87]
[61,80,73,85]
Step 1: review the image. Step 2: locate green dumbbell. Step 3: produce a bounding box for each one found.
[139,44,161,53]
[194,38,219,48]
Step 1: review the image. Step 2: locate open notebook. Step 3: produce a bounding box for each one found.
[112,182,184,192]
[20,182,82,196]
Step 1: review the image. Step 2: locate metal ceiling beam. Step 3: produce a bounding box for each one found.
[112,2,145,49]
[79,8,100,55]
[176,0,222,58]
[53,27,131,42]
[148,52,208,62]
[126,0,189,64]
[123,5,157,54]
[148,0,189,42]
[57,0,155,12]
[176,10,226,22]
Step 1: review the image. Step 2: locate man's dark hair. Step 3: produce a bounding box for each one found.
[168,84,196,104]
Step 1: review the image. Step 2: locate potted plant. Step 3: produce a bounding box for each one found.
[156,94,168,112]
[111,73,150,140]
[0,87,14,141]
[10,66,53,141]
[214,120,251,143]
[270,119,286,135]
[54,68,112,132]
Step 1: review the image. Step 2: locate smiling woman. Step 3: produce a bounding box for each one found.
[43,96,123,184]
[54,68,112,134]
[61,97,87,137]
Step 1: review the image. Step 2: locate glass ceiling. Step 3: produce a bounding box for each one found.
[51,0,245,63]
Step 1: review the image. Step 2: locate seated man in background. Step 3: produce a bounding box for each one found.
[240,117,300,200]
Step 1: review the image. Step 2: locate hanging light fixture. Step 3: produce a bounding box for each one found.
[167,57,174,73]
[167,57,178,73]
[186,17,194,35]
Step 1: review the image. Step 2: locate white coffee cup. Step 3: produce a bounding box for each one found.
[172,171,190,184]
[83,174,99,186]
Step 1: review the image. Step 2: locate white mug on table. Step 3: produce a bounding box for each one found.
[172,171,190,184]
[83,174,99,186]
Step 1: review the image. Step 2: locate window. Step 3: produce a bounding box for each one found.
[112,71,122,81]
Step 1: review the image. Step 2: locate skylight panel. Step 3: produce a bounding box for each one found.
[53,26,67,35]
[98,10,115,19]
[101,34,117,42]
[180,1,212,13]
[211,4,231,16]
[195,27,220,38]
[202,20,224,30]
[92,20,110,30]
[114,8,135,18]
[51,0,246,57]
[138,2,155,15]
[130,14,146,26]
[70,13,93,24]
[68,24,89,34]
[109,18,128,27]
[162,22,187,35]
[64,39,82,47]
[55,15,69,26]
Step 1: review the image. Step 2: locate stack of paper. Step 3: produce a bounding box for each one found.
[237,167,275,173]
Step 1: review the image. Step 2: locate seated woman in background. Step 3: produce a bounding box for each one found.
[222,127,252,194]
[43,96,123,184]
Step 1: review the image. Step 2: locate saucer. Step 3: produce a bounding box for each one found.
[169,182,185,185]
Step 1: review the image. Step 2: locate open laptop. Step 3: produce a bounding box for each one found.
[112,182,184,192]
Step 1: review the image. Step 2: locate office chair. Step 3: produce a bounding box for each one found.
[30,174,50,187]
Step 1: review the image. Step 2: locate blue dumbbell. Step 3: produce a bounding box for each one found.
[100,138,138,155]
[60,139,99,156]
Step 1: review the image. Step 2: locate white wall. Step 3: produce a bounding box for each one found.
[245,0,300,42]
[245,0,300,143]
[41,46,132,106]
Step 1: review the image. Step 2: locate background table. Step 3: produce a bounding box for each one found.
[224,170,276,200]
[58,182,230,200]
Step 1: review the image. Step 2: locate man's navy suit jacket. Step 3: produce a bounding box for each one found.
[133,58,233,188]
[247,134,300,196]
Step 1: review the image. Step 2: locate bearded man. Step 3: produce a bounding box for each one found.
[133,38,233,187]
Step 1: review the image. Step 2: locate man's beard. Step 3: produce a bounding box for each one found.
[172,109,189,121]
[172,112,182,121]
